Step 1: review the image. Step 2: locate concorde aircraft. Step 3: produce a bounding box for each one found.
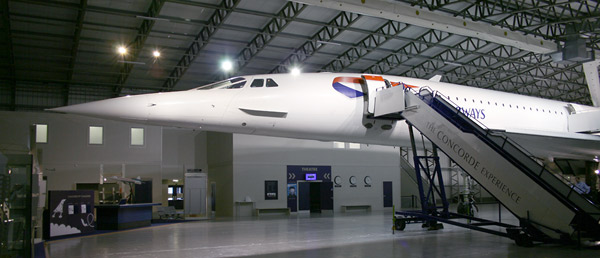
[50,73,600,161]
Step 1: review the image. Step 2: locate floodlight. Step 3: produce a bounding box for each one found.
[153,50,160,58]
[291,67,301,76]
[118,46,127,55]
[221,60,233,72]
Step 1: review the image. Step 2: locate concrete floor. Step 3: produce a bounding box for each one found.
[46,204,599,258]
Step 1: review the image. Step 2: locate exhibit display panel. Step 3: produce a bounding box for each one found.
[45,190,95,239]
[0,152,33,257]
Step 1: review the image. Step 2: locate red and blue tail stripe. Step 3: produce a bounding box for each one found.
[332,76,418,98]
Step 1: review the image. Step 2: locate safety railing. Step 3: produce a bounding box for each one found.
[408,87,600,221]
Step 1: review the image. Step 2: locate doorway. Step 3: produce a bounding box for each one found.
[298,181,333,213]
[383,181,393,207]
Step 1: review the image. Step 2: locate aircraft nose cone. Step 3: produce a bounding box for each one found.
[48,95,151,122]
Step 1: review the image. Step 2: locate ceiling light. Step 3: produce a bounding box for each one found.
[316,40,341,46]
[221,60,233,72]
[117,60,145,65]
[153,50,160,58]
[136,15,170,22]
[443,61,463,66]
[118,46,127,55]
[290,67,301,76]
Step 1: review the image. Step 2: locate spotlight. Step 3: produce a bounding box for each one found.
[118,46,127,55]
[153,50,160,58]
[290,67,301,76]
[221,60,233,72]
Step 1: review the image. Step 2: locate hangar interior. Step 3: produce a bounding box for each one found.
[1,0,600,257]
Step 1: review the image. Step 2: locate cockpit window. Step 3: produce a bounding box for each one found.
[195,77,246,90]
[250,79,264,87]
[266,78,278,87]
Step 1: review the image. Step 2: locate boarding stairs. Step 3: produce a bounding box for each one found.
[372,85,600,245]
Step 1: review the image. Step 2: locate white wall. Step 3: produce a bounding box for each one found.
[0,111,199,205]
[232,135,402,214]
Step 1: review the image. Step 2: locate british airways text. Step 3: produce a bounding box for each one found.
[457,107,486,120]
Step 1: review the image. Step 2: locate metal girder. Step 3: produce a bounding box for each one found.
[1,0,15,110]
[398,37,493,80]
[321,20,410,72]
[362,29,453,75]
[65,0,87,106]
[161,0,240,91]
[229,1,306,77]
[270,11,361,74]
[294,0,556,53]
[401,0,600,50]
[114,0,166,96]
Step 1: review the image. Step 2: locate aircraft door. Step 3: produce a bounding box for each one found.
[361,75,388,114]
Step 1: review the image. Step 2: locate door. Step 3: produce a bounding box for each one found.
[309,182,322,213]
[361,75,388,114]
[320,181,334,210]
[383,181,393,207]
[298,182,310,211]
[134,180,152,203]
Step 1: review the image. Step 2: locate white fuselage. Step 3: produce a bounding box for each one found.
[53,73,578,147]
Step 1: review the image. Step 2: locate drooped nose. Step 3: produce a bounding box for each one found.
[47,95,151,122]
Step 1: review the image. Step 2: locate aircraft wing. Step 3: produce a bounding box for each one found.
[501,129,600,160]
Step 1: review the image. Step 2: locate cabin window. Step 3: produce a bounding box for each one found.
[251,79,264,87]
[195,77,246,90]
[227,80,246,89]
[266,78,278,87]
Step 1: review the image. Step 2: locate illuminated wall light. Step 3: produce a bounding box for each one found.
[595,170,600,175]
[290,67,301,76]
[153,50,161,58]
[118,46,127,55]
[221,60,233,72]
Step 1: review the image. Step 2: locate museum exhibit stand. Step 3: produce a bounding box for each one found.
[0,152,33,257]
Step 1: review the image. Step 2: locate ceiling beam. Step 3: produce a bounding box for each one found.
[223,1,306,79]
[160,0,241,91]
[270,11,361,74]
[1,0,16,111]
[114,0,166,96]
[65,0,87,106]
[321,20,410,72]
[293,0,557,54]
